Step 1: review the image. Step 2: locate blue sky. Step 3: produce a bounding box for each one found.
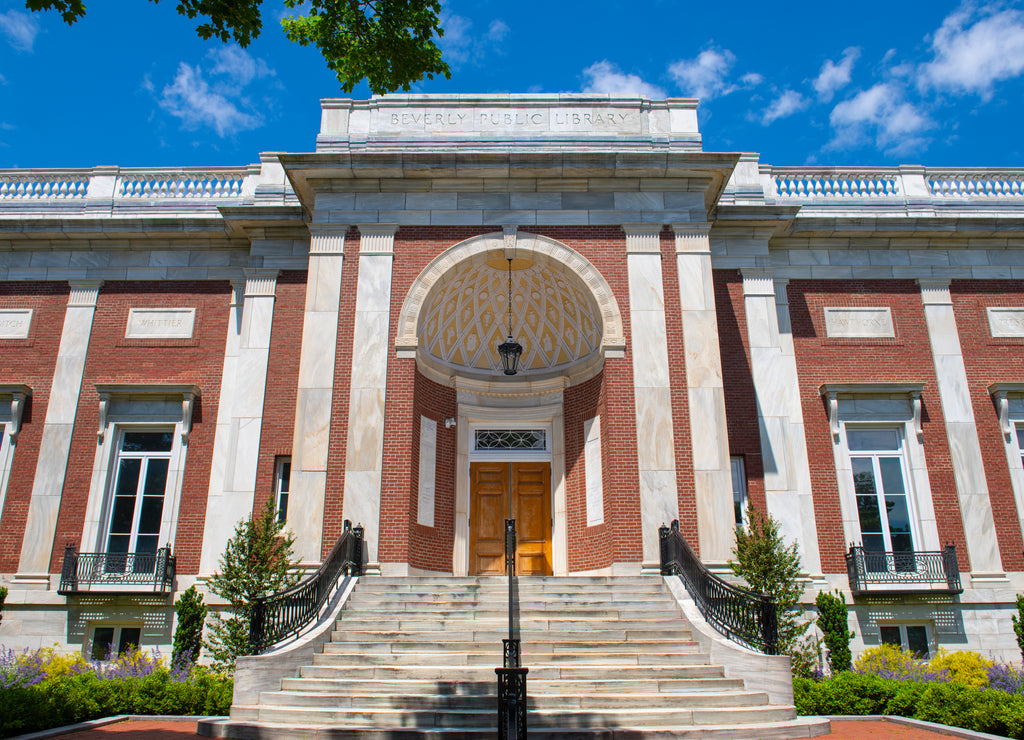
[2,0,1024,168]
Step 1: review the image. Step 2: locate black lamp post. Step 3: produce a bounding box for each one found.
[497,258,523,375]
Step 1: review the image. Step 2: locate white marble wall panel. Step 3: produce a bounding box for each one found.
[584,416,604,527]
[624,226,678,567]
[289,228,346,564]
[417,416,437,528]
[675,224,734,562]
[342,225,397,569]
[741,271,822,578]
[199,271,278,575]
[824,307,894,338]
[987,307,1024,338]
[0,308,32,339]
[18,281,101,576]
[125,308,195,339]
[919,279,1002,575]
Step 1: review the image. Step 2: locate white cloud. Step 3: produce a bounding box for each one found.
[760,90,808,125]
[814,47,860,102]
[581,61,666,98]
[919,4,1024,100]
[438,12,508,66]
[208,45,274,87]
[158,62,262,137]
[667,48,758,101]
[0,10,40,52]
[828,82,931,154]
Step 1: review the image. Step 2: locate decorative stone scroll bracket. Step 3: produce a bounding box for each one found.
[0,385,31,443]
[989,383,1024,441]
[95,383,201,445]
[820,383,924,442]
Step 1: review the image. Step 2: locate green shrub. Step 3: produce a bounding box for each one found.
[0,586,7,628]
[928,648,993,689]
[815,590,853,673]
[172,586,207,668]
[1014,594,1024,665]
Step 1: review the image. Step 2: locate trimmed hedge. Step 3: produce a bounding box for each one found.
[0,668,232,738]
[795,672,1024,739]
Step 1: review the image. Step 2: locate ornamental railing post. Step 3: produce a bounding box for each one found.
[59,543,78,594]
[497,518,526,739]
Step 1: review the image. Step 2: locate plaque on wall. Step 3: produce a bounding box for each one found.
[987,307,1024,338]
[125,308,196,339]
[0,309,33,339]
[824,307,895,338]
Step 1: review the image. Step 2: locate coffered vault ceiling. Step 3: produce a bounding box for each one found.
[418,258,602,374]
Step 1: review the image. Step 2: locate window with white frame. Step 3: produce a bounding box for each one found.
[89,624,142,660]
[275,456,291,524]
[731,456,747,527]
[847,427,916,555]
[105,430,174,558]
[879,623,931,658]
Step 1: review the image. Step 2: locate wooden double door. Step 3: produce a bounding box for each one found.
[469,461,553,576]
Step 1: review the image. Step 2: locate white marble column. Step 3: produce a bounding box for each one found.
[674,224,734,563]
[17,280,102,582]
[919,279,1003,577]
[341,225,397,572]
[289,227,347,564]
[623,224,678,569]
[741,269,823,578]
[199,270,278,575]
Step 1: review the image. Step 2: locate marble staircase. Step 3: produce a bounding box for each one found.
[199,576,828,739]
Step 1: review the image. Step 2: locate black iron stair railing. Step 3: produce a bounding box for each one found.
[249,520,363,653]
[846,544,962,595]
[659,520,779,655]
[58,543,175,595]
[496,518,527,740]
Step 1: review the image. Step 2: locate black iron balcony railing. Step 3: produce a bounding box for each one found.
[249,520,363,653]
[659,520,779,655]
[58,543,175,595]
[496,518,527,740]
[846,545,962,595]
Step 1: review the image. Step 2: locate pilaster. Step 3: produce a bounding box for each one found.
[341,225,398,572]
[289,226,347,564]
[623,224,678,569]
[918,278,1004,579]
[740,269,823,579]
[16,280,102,583]
[673,224,734,563]
[199,271,279,575]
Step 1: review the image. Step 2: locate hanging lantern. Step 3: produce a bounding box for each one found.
[497,258,523,376]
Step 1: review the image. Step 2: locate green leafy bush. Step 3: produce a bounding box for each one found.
[0,586,7,628]
[172,586,207,668]
[815,590,853,673]
[1014,594,1024,664]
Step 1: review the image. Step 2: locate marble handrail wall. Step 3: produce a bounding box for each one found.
[763,166,1024,202]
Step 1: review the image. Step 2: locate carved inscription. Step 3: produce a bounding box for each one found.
[988,307,1024,337]
[0,309,32,339]
[126,308,196,339]
[379,107,638,134]
[824,307,895,338]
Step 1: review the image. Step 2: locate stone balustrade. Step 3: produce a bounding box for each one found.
[0,166,252,205]
[765,166,1024,203]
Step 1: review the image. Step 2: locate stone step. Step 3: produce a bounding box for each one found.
[358,576,665,587]
[333,618,690,631]
[311,650,706,667]
[278,676,744,695]
[251,704,797,729]
[262,690,770,711]
[340,604,682,618]
[320,639,698,654]
[329,628,687,642]
[298,664,723,681]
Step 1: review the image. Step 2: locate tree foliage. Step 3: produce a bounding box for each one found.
[25,0,450,94]
[205,497,298,671]
[172,585,207,669]
[730,506,812,658]
[815,589,853,674]
[1013,594,1024,664]
[0,585,7,628]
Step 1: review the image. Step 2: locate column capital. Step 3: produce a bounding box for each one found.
[622,223,663,254]
[671,222,712,254]
[740,268,776,297]
[918,278,952,305]
[67,280,103,307]
[358,223,398,255]
[308,225,349,255]
[242,268,280,298]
